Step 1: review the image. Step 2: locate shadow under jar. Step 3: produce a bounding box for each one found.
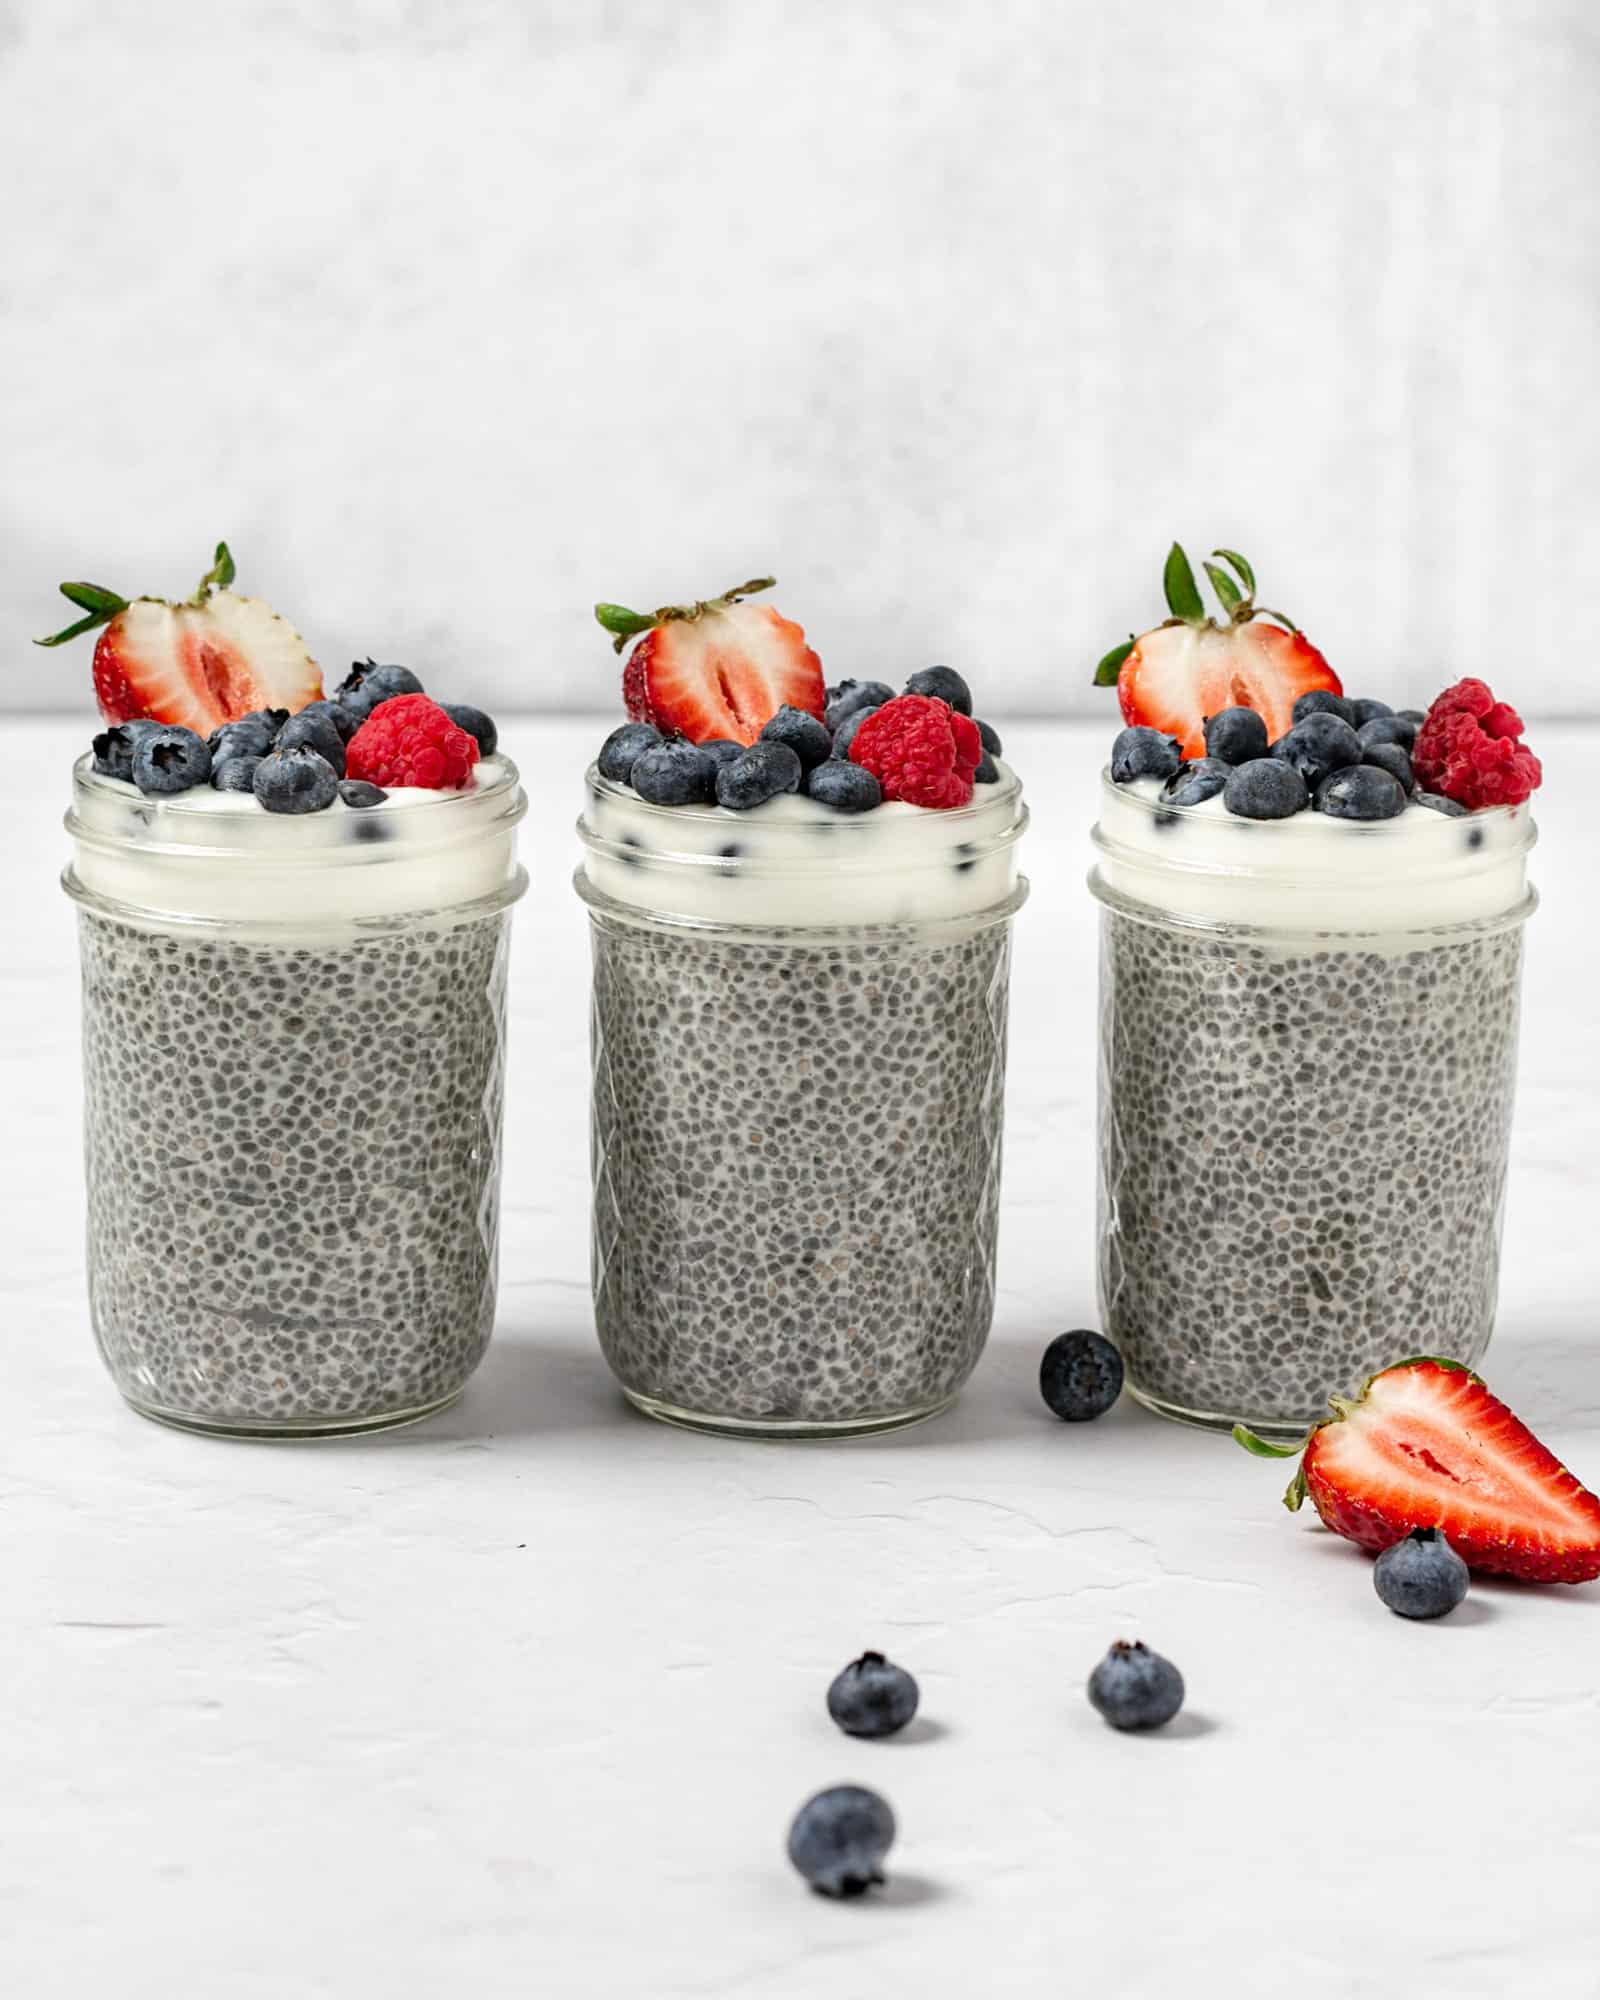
[1089,771,1537,1442]
[63,754,528,1438]
[576,763,1029,1438]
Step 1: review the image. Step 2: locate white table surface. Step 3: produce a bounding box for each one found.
[5,717,1597,2000]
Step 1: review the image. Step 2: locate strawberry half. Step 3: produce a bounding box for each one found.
[37,543,322,732]
[595,577,823,746]
[1237,1358,1600,1585]
[1093,544,1341,759]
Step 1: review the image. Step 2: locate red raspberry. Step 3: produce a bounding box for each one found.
[849,694,981,809]
[345,693,481,790]
[1412,678,1541,811]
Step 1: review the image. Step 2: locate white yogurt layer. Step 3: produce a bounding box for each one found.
[1092,771,1536,934]
[66,753,527,927]
[578,762,1028,927]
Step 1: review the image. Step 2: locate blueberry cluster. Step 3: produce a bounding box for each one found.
[1112,693,1457,823]
[90,664,498,818]
[596,664,1004,814]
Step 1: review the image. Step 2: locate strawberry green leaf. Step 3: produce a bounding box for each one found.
[1202,561,1243,617]
[1092,637,1135,687]
[1232,1424,1303,1459]
[1212,548,1256,597]
[595,602,656,638]
[34,609,114,647]
[719,577,776,603]
[59,581,127,616]
[198,542,236,595]
[1283,1463,1309,1512]
[1256,608,1300,635]
[1162,543,1205,623]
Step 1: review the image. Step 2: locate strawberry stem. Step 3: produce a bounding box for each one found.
[595,578,777,655]
[35,578,128,648]
[1232,1424,1303,1459]
[194,541,235,598]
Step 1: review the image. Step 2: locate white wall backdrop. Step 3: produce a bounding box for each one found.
[4,0,1596,716]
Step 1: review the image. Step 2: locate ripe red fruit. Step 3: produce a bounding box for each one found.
[1412,678,1542,809]
[345,693,480,790]
[849,694,981,809]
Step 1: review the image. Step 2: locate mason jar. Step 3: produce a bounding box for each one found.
[575,765,1029,1437]
[63,753,527,1437]
[1090,771,1536,1440]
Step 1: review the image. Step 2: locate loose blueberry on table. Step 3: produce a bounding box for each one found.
[1039,1330,1124,1421]
[1088,1641,1186,1732]
[786,1786,896,1898]
[826,1652,920,1738]
[1373,1528,1471,1620]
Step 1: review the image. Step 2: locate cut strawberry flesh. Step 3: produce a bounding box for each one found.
[1119,621,1341,760]
[627,601,823,746]
[93,594,322,733]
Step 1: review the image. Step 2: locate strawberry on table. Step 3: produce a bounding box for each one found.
[37,543,322,734]
[1094,545,1341,760]
[595,577,824,747]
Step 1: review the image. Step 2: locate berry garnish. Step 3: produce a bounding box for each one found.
[276,707,348,777]
[1094,544,1341,759]
[1411,679,1542,810]
[1223,758,1308,820]
[1348,697,1394,726]
[338,779,386,809]
[849,694,981,809]
[975,717,1002,756]
[713,739,803,811]
[1356,714,1416,751]
[345,693,480,790]
[595,578,824,747]
[904,664,973,714]
[805,760,882,812]
[1040,1330,1124,1421]
[629,739,716,806]
[1413,790,1469,818]
[207,708,286,763]
[441,702,498,757]
[786,1786,895,1899]
[334,659,424,722]
[1268,712,1362,790]
[1202,705,1269,765]
[1161,757,1230,808]
[1088,1641,1185,1731]
[130,726,212,797]
[254,745,339,815]
[760,704,832,771]
[91,719,160,782]
[38,543,321,734]
[1110,724,1181,785]
[597,721,662,783]
[825,679,894,733]
[1359,741,1415,793]
[1314,763,1406,820]
[1235,1357,1600,1583]
[211,756,262,793]
[1292,689,1356,727]
[1373,1527,1470,1620]
[829,704,880,760]
[826,1652,920,1738]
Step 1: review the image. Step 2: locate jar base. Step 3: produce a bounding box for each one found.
[1125,1379,1316,1445]
[118,1385,466,1442]
[620,1386,957,1441]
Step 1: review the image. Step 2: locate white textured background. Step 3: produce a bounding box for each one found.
[4,0,1597,716]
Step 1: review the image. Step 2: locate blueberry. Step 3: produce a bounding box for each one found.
[1202,707,1269,765]
[442,701,498,757]
[1373,1527,1470,1620]
[1088,1641,1185,1731]
[715,740,803,810]
[826,1651,919,1738]
[293,698,360,745]
[597,722,663,783]
[1349,697,1394,726]
[1397,708,1426,725]
[904,664,972,714]
[830,706,879,760]
[761,704,832,771]
[824,679,895,733]
[1357,715,1416,752]
[1414,791,1469,818]
[1292,690,1356,727]
[91,719,161,781]
[253,745,339,814]
[697,738,745,773]
[130,726,212,796]
[1361,742,1414,792]
[1161,757,1230,808]
[338,779,387,808]
[1223,758,1309,820]
[276,707,348,777]
[1270,713,1363,790]
[211,756,262,792]
[974,754,1000,784]
[1111,725,1182,785]
[630,739,716,806]
[334,658,425,720]
[786,1786,895,1899]
[207,708,286,763]
[1315,764,1407,821]
[805,760,882,812]
[1039,1329,1124,1420]
[975,717,1003,756]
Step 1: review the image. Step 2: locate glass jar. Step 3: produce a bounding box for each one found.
[575,766,1029,1437]
[63,754,528,1437]
[1090,771,1536,1440]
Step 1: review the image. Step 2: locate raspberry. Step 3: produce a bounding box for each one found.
[345,693,480,790]
[848,694,981,809]
[1412,678,1541,811]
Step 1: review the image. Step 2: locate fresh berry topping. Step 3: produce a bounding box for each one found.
[1413,790,1469,818]
[130,725,212,796]
[1203,705,1269,765]
[1269,712,1362,789]
[1357,715,1416,751]
[1161,757,1230,808]
[441,702,498,757]
[904,664,972,715]
[1348,697,1394,726]
[207,708,286,762]
[830,704,880,760]
[295,698,360,744]
[1094,545,1340,758]
[1315,763,1406,820]
[1110,724,1181,785]
[1239,1357,1600,1583]
[211,756,262,792]
[1359,742,1414,793]
[1373,1527,1470,1620]
[973,753,1000,784]
[714,739,803,811]
[91,719,160,781]
[1397,708,1426,725]
[334,659,424,721]
[697,738,744,772]
[276,706,348,777]
[805,760,882,812]
[1223,758,1308,820]
[1039,1330,1124,1421]
[1088,1641,1185,1732]
[1412,678,1542,810]
[598,721,663,783]
[338,779,386,808]
[1293,689,1356,726]
[760,703,832,771]
[824,679,895,733]
[596,578,824,746]
[38,543,322,733]
[345,693,480,790]
[629,739,716,806]
[786,1786,895,1899]
[826,1652,920,1739]
[850,695,981,809]
[975,717,1003,756]
[253,744,339,814]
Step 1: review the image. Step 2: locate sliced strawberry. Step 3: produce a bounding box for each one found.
[1240,1359,1600,1585]
[38,543,322,731]
[1094,545,1341,759]
[596,578,823,746]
